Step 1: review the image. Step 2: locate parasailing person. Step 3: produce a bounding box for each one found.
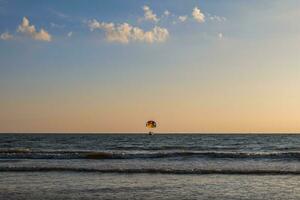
[146,120,157,135]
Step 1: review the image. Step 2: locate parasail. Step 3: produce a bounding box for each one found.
[146,120,157,129]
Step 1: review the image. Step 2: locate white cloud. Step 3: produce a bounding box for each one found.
[88,19,114,32]
[50,22,65,28]
[178,15,188,22]
[0,32,13,40]
[88,19,169,44]
[49,9,70,20]
[17,17,52,42]
[209,15,226,22]
[164,10,170,17]
[192,6,205,23]
[67,31,73,37]
[218,33,223,40]
[143,5,159,22]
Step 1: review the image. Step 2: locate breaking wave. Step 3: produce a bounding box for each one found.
[0,166,300,175]
[1,148,300,160]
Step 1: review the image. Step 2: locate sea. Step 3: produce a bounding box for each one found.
[0,134,299,200]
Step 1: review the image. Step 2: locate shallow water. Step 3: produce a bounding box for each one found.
[1,172,300,200]
[0,134,300,199]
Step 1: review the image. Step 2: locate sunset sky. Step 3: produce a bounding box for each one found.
[1,0,300,133]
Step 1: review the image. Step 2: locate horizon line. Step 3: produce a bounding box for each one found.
[1,132,300,134]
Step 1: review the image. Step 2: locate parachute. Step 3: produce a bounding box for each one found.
[146,120,157,129]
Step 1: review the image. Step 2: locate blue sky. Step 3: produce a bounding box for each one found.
[1,0,300,132]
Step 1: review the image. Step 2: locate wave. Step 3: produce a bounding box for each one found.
[0,148,32,153]
[1,149,300,160]
[1,166,300,175]
[110,146,239,151]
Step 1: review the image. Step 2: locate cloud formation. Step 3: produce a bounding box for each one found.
[88,19,169,44]
[143,5,159,22]
[164,10,170,17]
[0,32,13,40]
[209,15,226,22]
[178,15,188,22]
[192,7,205,23]
[67,31,73,37]
[50,22,65,28]
[218,33,223,40]
[17,17,52,42]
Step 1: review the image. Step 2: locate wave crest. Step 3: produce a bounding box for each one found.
[1,167,300,175]
[1,149,300,160]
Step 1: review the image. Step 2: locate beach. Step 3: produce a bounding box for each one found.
[1,172,300,200]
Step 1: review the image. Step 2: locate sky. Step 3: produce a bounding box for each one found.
[1,0,300,133]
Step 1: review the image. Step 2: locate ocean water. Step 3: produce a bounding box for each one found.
[0,134,300,199]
